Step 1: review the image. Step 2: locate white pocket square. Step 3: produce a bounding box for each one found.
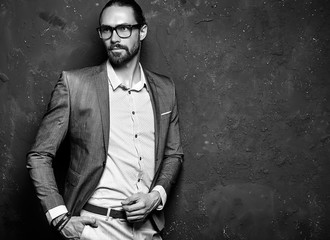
[161,111,171,116]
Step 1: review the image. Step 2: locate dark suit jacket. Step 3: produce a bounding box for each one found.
[26,61,184,231]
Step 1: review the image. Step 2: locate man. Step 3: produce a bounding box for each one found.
[26,0,183,239]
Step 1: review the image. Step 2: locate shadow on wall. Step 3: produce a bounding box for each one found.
[205,183,323,240]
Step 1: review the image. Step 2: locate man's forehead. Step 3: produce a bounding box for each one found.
[100,5,136,24]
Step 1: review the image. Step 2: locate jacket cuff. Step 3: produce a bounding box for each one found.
[152,185,167,211]
[46,205,68,224]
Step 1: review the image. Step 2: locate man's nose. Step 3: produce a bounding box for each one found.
[110,29,121,43]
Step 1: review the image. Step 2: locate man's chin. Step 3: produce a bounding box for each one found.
[107,46,139,67]
[109,57,128,67]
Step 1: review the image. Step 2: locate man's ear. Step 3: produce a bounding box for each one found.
[139,24,148,41]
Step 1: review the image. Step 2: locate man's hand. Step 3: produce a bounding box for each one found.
[52,214,98,239]
[121,191,161,223]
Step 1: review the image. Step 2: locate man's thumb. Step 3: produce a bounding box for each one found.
[122,195,138,205]
[81,216,98,228]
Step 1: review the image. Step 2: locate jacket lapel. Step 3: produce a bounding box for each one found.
[94,62,110,154]
[144,70,161,172]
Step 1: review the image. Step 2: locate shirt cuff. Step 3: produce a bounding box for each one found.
[152,185,167,211]
[46,205,68,224]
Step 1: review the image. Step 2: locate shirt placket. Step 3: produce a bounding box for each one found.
[129,90,144,190]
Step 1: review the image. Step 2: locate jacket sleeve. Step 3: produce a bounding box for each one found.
[26,72,70,213]
[154,85,184,195]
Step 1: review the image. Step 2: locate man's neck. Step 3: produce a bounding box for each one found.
[112,57,141,88]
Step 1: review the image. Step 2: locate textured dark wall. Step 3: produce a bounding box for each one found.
[0,0,329,239]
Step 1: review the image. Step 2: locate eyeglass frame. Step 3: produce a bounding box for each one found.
[96,24,142,40]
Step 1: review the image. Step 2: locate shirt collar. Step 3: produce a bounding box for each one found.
[106,60,147,91]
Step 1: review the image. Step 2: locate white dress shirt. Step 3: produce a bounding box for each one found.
[88,61,166,209]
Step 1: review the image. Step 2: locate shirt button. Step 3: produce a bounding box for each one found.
[135,134,138,138]
[132,111,135,115]
[139,157,142,160]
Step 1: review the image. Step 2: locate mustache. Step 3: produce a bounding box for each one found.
[108,44,128,51]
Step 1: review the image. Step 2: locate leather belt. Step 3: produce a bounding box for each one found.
[83,203,126,219]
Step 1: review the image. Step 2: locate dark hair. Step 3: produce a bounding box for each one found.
[99,0,146,26]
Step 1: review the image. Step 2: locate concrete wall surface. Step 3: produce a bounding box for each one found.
[0,0,329,239]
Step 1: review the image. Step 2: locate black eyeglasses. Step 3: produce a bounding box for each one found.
[97,24,141,40]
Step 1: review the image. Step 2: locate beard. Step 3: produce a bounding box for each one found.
[107,42,140,67]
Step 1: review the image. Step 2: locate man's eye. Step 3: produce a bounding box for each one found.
[117,26,129,31]
[102,27,112,32]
